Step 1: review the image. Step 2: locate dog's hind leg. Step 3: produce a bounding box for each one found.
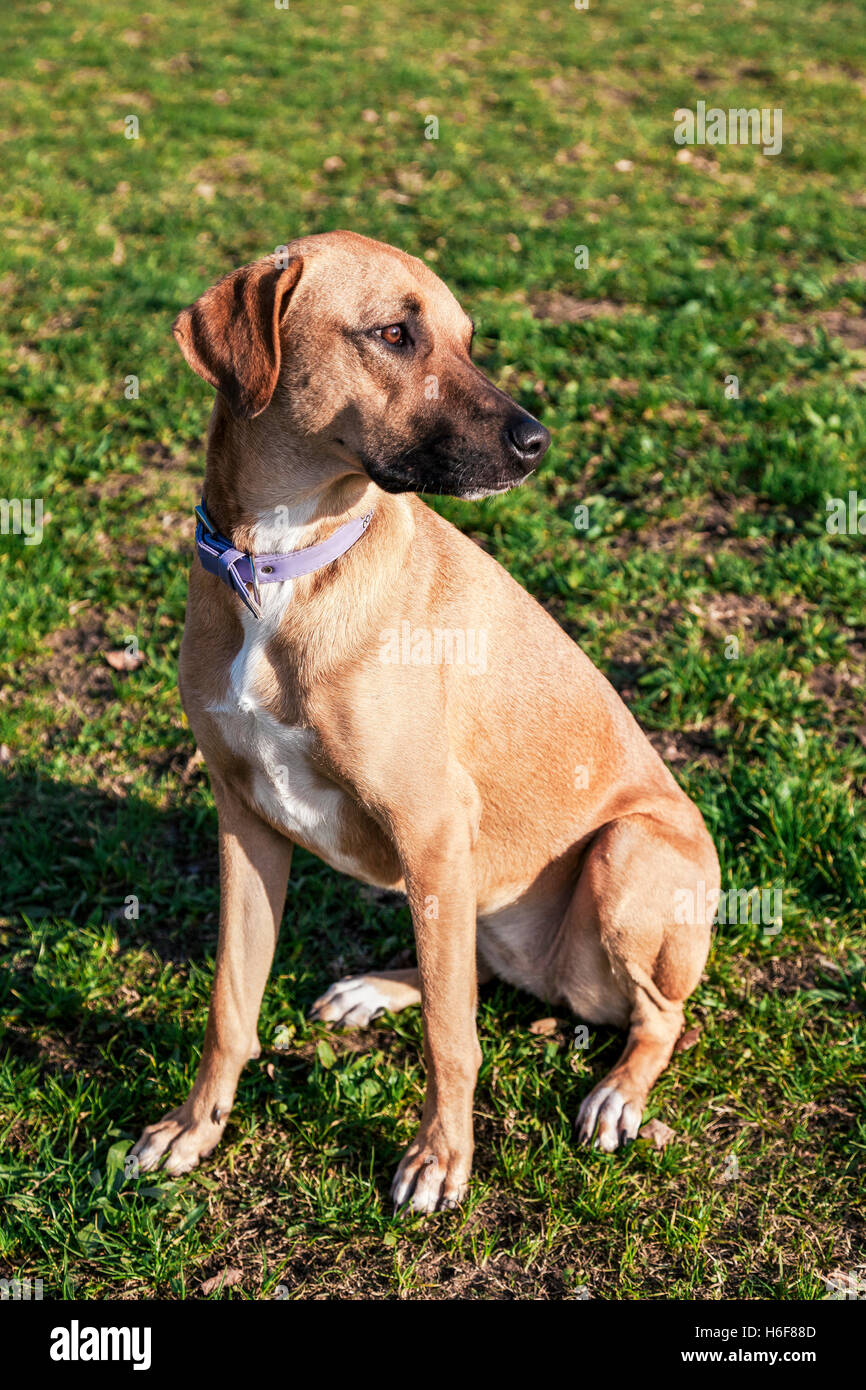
[309,968,422,1028]
[132,777,292,1175]
[310,955,494,1029]
[558,809,717,1152]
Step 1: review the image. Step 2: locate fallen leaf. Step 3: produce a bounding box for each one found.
[200,1267,242,1296]
[675,1026,702,1053]
[529,1017,563,1036]
[104,649,144,672]
[639,1118,677,1149]
[181,747,204,783]
[322,155,345,172]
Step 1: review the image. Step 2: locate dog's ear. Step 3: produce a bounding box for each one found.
[172,255,304,419]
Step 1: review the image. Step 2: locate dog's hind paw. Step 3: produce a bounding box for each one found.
[308,976,389,1029]
[130,1104,225,1176]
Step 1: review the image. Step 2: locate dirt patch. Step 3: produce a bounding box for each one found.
[22,604,168,784]
[833,263,866,286]
[602,587,813,707]
[281,1025,410,1068]
[38,608,117,717]
[776,305,866,353]
[646,728,725,770]
[817,310,866,351]
[143,744,207,785]
[736,949,839,999]
[85,440,199,556]
[530,292,635,324]
[698,591,811,637]
[807,645,866,747]
[543,196,575,222]
[608,496,773,561]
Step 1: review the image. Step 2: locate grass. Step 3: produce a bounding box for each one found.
[1,0,865,1299]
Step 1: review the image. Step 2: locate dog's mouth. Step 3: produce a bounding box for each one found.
[358,419,549,499]
[458,475,536,501]
[360,450,528,499]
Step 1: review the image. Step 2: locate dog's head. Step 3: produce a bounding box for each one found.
[173,231,550,499]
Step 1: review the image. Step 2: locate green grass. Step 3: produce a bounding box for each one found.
[1,0,865,1299]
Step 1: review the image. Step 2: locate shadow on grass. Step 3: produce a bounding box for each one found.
[0,769,625,1124]
[1,768,220,954]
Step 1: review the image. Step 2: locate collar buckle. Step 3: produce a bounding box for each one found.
[194,495,373,622]
[194,501,219,538]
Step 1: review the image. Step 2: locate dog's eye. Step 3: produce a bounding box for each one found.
[377,323,406,347]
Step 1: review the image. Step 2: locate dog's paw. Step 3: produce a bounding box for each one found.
[391,1135,470,1215]
[308,976,388,1029]
[131,1104,225,1176]
[576,1081,644,1152]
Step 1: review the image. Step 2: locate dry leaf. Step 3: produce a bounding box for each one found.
[529,1017,562,1036]
[105,649,144,672]
[181,747,204,783]
[675,1026,702,1053]
[639,1118,677,1149]
[200,1267,242,1296]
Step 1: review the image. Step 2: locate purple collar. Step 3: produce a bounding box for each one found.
[194,498,373,619]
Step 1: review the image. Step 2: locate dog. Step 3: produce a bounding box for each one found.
[131,231,720,1213]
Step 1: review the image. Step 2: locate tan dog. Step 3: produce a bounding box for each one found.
[131,231,719,1212]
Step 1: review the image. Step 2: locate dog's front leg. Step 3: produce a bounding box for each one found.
[391,811,481,1215]
[132,778,292,1175]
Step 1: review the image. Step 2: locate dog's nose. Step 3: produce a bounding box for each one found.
[504,414,551,464]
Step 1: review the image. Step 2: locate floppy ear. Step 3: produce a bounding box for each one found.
[172,255,303,419]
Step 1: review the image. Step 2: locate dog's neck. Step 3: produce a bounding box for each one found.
[201,399,381,557]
